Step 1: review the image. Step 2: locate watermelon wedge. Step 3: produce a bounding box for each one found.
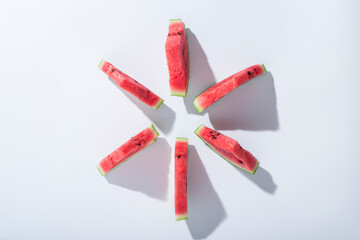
[174,137,188,221]
[193,64,267,113]
[165,19,189,97]
[195,125,259,174]
[98,60,164,109]
[97,124,160,176]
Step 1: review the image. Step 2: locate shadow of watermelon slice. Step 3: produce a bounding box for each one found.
[183,29,217,116]
[104,138,171,201]
[233,165,277,194]
[186,145,227,239]
[208,72,279,131]
[108,77,176,134]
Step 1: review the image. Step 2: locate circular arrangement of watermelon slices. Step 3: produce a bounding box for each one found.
[97,19,269,221]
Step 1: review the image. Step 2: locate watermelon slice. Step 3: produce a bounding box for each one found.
[193,64,267,113]
[195,125,259,174]
[165,19,189,97]
[174,137,188,221]
[97,124,160,176]
[98,60,164,109]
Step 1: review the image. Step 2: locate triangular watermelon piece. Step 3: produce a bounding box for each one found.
[165,19,189,97]
[174,137,188,221]
[99,60,164,109]
[195,125,259,174]
[193,64,267,113]
[97,125,160,176]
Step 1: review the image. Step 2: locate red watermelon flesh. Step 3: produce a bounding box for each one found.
[193,64,267,113]
[165,19,189,97]
[98,60,164,109]
[174,137,188,221]
[195,125,259,174]
[97,125,160,176]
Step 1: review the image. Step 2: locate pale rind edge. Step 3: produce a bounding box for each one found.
[153,98,164,110]
[98,59,105,69]
[176,213,188,221]
[169,19,182,22]
[150,124,160,137]
[176,137,188,142]
[171,91,187,97]
[194,125,259,175]
[97,165,105,176]
[193,96,204,113]
[261,64,267,72]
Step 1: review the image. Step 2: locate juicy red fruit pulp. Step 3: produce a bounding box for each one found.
[195,125,259,174]
[99,60,164,109]
[98,126,159,175]
[165,20,189,96]
[174,138,188,220]
[194,64,266,113]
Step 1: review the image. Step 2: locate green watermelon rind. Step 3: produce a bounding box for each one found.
[150,124,160,137]
[194,125,259,175]
[153,99,164,110]
[176,137,188,142]
[98,59,105,69]
[171,91,187,97]
[97,125,160,176]
[97,165,105,176]
[169,19,182,22]
[193,95,204,113]
[261,64,267,72]
[193,64,267,113]
[176,213,188,221]
[168,19,190,97]
[193,85,216,113]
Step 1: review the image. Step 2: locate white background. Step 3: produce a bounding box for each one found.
[1,0,359,239]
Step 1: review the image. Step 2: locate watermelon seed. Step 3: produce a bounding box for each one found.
[247,71,251,75]
[168,34,170,36]
[177,155,181,158]
[238,160,243,164]
[177,32,181,35]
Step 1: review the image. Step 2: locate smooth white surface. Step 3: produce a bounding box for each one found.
[1,0,360,239]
